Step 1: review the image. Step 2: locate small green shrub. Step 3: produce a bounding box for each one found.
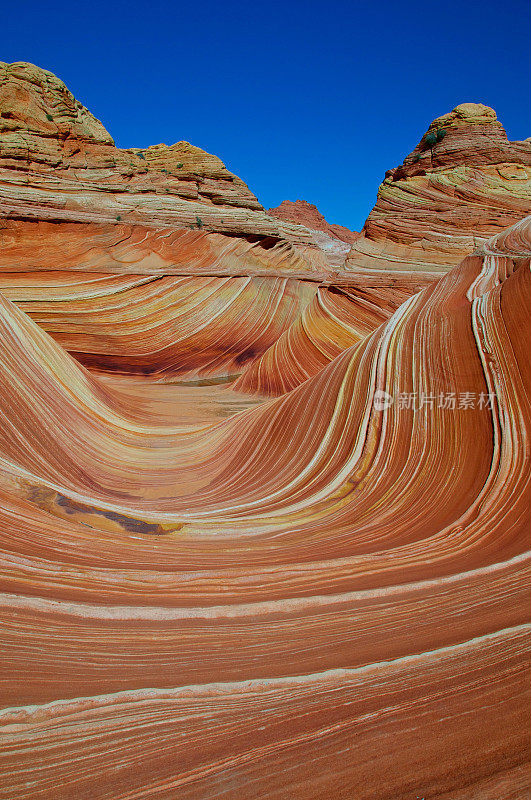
[176,162,184,168]
[46,113,54,122]
[196,216,203,229]
[436,127,447,142]
[115,215,122,221]
[425,131,437,147]
[137,152,145,160]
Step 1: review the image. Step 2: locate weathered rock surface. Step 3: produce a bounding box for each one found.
[269,199,360,244]
[0,217,529,798]
[267,198,360,271]
[233,276,421,395]
[0,61,329,266]
[0,61,260,211]
[347,102,531,274]
[235,104,530,397]
[1,66,529,384]
[1,60,531,800]
[0,62,331,375]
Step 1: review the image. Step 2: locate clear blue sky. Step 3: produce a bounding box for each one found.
[2,0,529,230]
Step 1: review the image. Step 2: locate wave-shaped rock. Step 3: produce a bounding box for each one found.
[0,268,316,376]
[233,277,420,395]
[0,62,331,376]
[0,216,529,797]
[0,60,530,797]
[238,106,531,395]
[1,66,529,386]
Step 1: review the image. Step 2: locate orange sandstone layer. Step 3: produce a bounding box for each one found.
[269,199,360,245]
[233,279,417,395]
[0,267,316,376]
[0,63,343,378]
[2,66,530,387]
[0,61,340,274]
[0,217,529,797]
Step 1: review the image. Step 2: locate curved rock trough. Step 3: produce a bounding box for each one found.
[0,62,530,799]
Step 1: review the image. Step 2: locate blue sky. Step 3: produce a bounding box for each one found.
[2,0,529,229]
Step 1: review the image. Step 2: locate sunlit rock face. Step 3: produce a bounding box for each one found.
[237,104,530,396]
[2,66,529,386]
[0,216,529,798]
[347,102,531,274]
[0,267,317,376]
[0,62,331,376]
[269,199,360,245]
[0,60,349,265]
[232,276,422,395]
[268,199,360,269]
[0,61,530,799]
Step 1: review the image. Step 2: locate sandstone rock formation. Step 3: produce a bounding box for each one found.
[1,65,529,385]
[0,63,531,800]
[0,62,330,376]
[0,216,529,798]
[1,63,531,799]
[267,198,360,271]
[236,103,531,395]
[0,60,340,268]
[232,278,416,395]
[269,198,360,244]
[347,102,531,274]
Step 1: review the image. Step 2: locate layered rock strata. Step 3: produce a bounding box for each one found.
[347,102,531,274]
[0,217,529,797]
[1,64,530,386]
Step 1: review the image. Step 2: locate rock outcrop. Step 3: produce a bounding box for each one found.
[0,61,260,214]
[1,60,531,800]
[0,60,330,265]
[269,199,360,244]
[347,102,531,274]
[234,103,531,395]
[1,66,529,383]
[0,62,332,376]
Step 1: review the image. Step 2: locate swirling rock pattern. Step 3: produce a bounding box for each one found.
[0,269,316,376]
[2,67,529,385]
[0,214,529,798]
[0,63,340,377]
[0,61,530,799]
[233,277,421,395]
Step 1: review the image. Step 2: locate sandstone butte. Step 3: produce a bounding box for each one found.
[269,198,361,247]
[0,61,530,800]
